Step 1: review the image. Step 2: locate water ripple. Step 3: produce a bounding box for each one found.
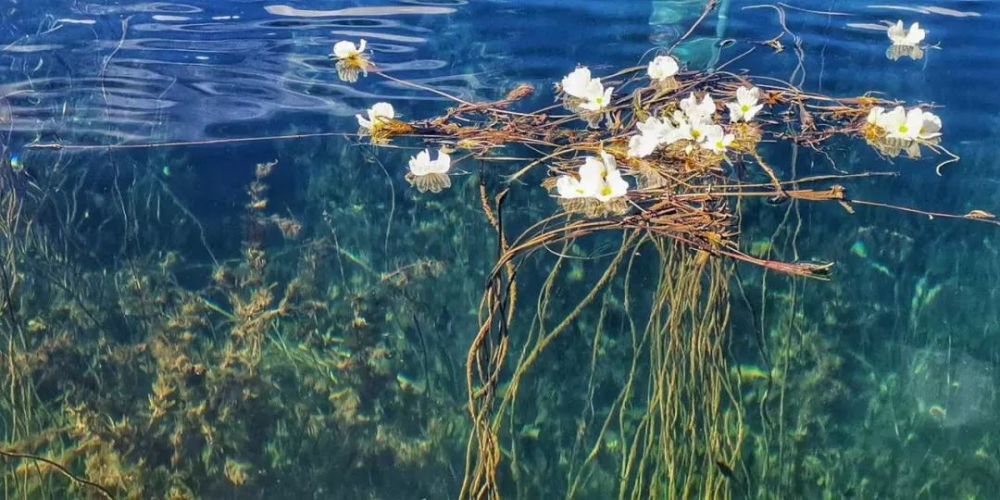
[263,5,457,17]
[0,0,464,144]
[0,0,995,147]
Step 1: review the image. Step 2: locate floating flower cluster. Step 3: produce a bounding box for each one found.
[333,39,373,82]
[886,20,926,61]
[555,152,629,201]
[627,86,764,160]
[406,149,453,193]
[334,41,452,193]
[330,27,948,207]
[553,152,630,216]
[865,105,942,158]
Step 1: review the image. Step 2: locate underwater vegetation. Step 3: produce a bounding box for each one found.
[0,154,473,498]
[1,2,999,499]
[327,3,997,497]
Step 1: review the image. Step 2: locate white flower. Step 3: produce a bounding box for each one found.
[702,126,735,153]
[334,39,367,60]
[637,116,666,137]
[406,149,451,193]
[628,133,660,158]
[690,121,718,144]
[627,116,687,157]
[874,106,911,139]
[899,108,929,140]
[562,67,596,99]
[585,152,629,202]
[558,152,628,202]
[874,106,922,140]
[579,86,614,112]
[866,106,886,126]
[872,105,898,129]
[647,55,679,81]
[887,21,925,47]
[594,166,629,201]
[662,109,694,144]
[408,149,451,176]
[597,151,619,172]
[561,67,613,111]
[680,93,715,124]
[627,116,677,157]
[555,175,592,199]
[726,86,764,122]
[868,105,943,141]
[578,153,610,183]
[668,110,695,142]
[356,102,395,130]
[917,110,942,139]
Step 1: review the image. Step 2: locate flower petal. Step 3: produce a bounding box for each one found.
[556,175,583,198]
[648,55,679,80]
[333,40,357,59]
[579,156,605,182]
[726,102,742,123]
[561,67,593,99]
[744,103,764,121]
[370,102,394,120]
[432,150,452,174]
[887,20,906,44]
[919,112,942,139]
[866,106,885,125]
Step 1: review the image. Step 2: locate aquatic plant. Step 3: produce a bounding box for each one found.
[0,8,996,500]
[0,154,467,498]
[326,12,1000,499]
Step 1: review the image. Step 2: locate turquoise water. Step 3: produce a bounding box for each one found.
[1,1,999,498]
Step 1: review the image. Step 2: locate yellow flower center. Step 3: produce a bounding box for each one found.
[741,104,750,113]
[899,125,909,134]
[601,185,613,197]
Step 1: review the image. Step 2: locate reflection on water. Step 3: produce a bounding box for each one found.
[263,5,459,17]
[0,1,460,144]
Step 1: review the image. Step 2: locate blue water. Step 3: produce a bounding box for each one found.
[1,0,999,498]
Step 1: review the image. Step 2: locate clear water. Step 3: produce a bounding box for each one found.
[1,0,998,498]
